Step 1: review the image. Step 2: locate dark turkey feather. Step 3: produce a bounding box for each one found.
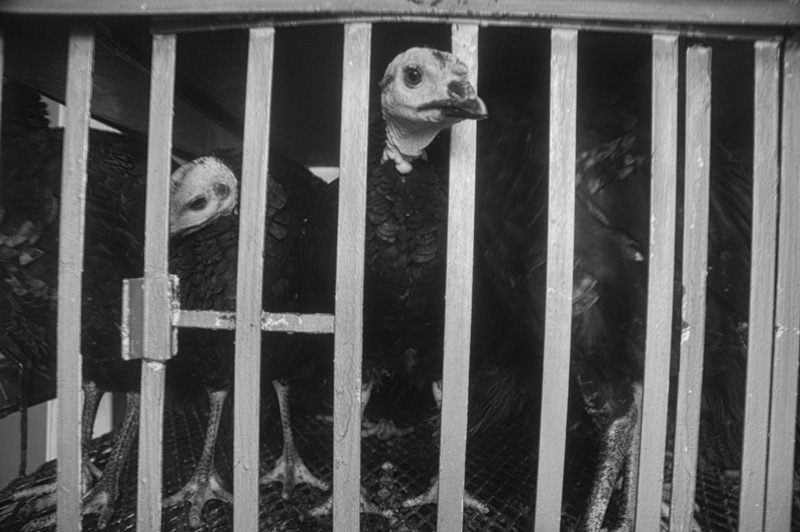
[476,94,760,529]
[1,85,147,394]
[0,81,148,528]
[169,150,326,387]
[164,149,329,520]
[303,112,449,405]
[291,46,490,516]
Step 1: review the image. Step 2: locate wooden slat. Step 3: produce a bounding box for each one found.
[136,33,177,532]
[1,21,240,161]
[2,0,799,26]
[332,22,371,532]
[232,26,275,532]
[56,25,94,532]
[174,310,334,333]
[533,27,577,532]
[766,36,800,530]
[151,15,785,44]
[635,33,679,532]
[436,23,479,532]
[0,28,4,171]
[670,44,712,532]
[739,39,781,532]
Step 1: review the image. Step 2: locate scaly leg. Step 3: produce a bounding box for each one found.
[81,381,106,480]
[19,392,141,532]
[576,383,640,532]
[611,384,642,532]
[401,381,489,514]
[164,388,233,529]
[260,380,329,498]
[82,392,140,529]
[577,383,702,532]
[575,409,636,532]
[14,381,105,522]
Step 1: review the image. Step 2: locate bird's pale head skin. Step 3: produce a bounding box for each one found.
[380,47,488,174]
[169,156,239,236]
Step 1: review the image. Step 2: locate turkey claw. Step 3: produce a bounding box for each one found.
[260,452,329,499]
[20,513,55,532]
[402,476,489,514]
[309,489,395,523]
[82,485,118,529]
[164,468,232,529]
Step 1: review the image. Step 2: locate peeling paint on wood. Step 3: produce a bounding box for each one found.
[332,22,371,532]
[671,44,711,532]
[766,36,800,530]
[56,25,94,532]
[739,39,781,532]
[233,26,275,532]
[173,310,335,333]
[137,32,177,532]
[636,33,679,532]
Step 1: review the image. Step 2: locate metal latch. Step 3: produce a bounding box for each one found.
[121,275,180,362]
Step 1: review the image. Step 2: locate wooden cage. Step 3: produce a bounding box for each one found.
[0,1,798,531]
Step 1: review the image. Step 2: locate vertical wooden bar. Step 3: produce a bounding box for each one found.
[533,28,577,532]
[0,29,4,171]
[670,44,712,532]
[739,39,780,532]
[766,36,800,530]
[56,25,94,532]
[137,33,177,532]
[436,23,479,532]
[233,26,275,532]
[636,34,679,532]
[333,22,371,532]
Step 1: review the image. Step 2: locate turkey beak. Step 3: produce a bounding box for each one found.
[417,79,488,120]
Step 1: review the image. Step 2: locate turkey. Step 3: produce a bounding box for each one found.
[302,46,488,517]
[165,150,328,528]
[0,81,148,530]
[476,92,756,531]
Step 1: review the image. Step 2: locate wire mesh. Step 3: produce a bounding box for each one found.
[0,392,796,531]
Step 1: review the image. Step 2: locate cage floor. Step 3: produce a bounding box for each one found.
[0,395,797,532]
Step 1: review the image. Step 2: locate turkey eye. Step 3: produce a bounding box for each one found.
[214,183,230,198]
[403,67,422,87]
[188,197,207,211]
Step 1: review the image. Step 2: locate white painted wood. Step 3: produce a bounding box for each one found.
[173,310,334,333]
[333,22,371,532]
[766,35,800,531]
[636,33,679,532]
[739,39,781,532]
[670,44,711,532]
[136,32,177,532]
[56,25,94,532]
[436,22,479,532]
[534,27,577,532]
[2,0,799,26]
[233,26,275,532]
